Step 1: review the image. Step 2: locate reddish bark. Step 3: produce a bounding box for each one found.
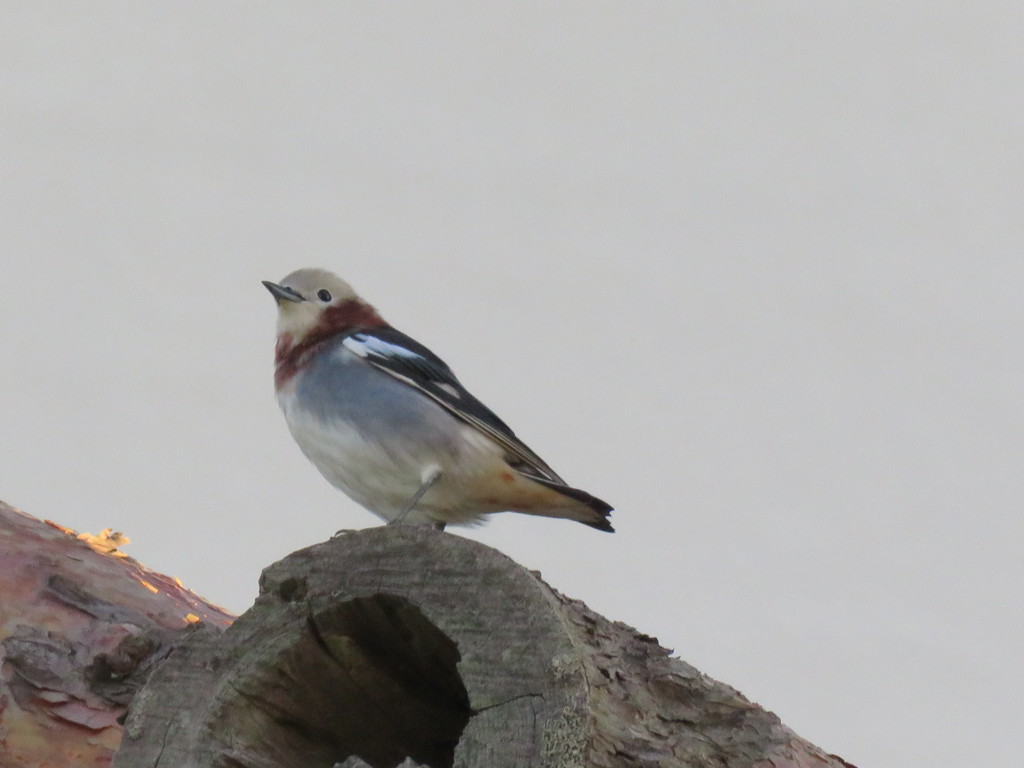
[0,502,233,767]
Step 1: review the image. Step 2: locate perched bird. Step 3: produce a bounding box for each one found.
[263,268,614,532]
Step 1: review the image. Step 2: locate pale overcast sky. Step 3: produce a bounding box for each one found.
[2,4,1022,767]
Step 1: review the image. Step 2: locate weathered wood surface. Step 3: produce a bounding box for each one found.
[113,525,854,768]
[0,501,234,768]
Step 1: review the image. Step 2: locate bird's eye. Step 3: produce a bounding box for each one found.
[317,289,332,302]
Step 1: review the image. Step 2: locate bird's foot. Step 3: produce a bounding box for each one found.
[392,468,442,525]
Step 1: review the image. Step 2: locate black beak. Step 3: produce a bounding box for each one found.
[262,281,304,303]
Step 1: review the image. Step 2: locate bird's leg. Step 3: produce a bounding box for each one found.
[391,466,442,526]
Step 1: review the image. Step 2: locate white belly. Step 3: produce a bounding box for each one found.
[278,387,501,526]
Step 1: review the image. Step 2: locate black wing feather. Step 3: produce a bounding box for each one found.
[346,328,566,484]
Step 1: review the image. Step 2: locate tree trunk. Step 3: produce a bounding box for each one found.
[1,502,853,768]
[108,525,854,768]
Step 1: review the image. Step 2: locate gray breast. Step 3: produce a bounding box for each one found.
[295,338,461,447]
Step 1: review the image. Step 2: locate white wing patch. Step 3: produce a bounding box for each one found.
[342,333,424,361]
[435,382,461,398]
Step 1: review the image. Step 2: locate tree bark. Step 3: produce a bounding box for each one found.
[109,525,855,768]
[0,501,234,767]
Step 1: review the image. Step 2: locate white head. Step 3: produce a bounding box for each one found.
[263,269,386,367]
[263,269,364,339]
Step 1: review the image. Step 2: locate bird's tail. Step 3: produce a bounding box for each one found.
[525,477,615,532]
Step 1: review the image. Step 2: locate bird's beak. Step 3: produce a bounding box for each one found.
[262,281,305,303]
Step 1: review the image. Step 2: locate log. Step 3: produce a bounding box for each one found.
[0,501,234,767]
[110,525,855,768]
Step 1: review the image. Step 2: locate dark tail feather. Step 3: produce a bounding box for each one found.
[530,477,615,533]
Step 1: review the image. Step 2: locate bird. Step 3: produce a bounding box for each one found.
[263,268,614,532]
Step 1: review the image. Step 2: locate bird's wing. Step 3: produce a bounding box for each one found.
[341,328,566,484]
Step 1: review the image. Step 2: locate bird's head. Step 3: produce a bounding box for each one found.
[263,269,385,363]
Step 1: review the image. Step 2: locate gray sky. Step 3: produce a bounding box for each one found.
[2,4,1021,767]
